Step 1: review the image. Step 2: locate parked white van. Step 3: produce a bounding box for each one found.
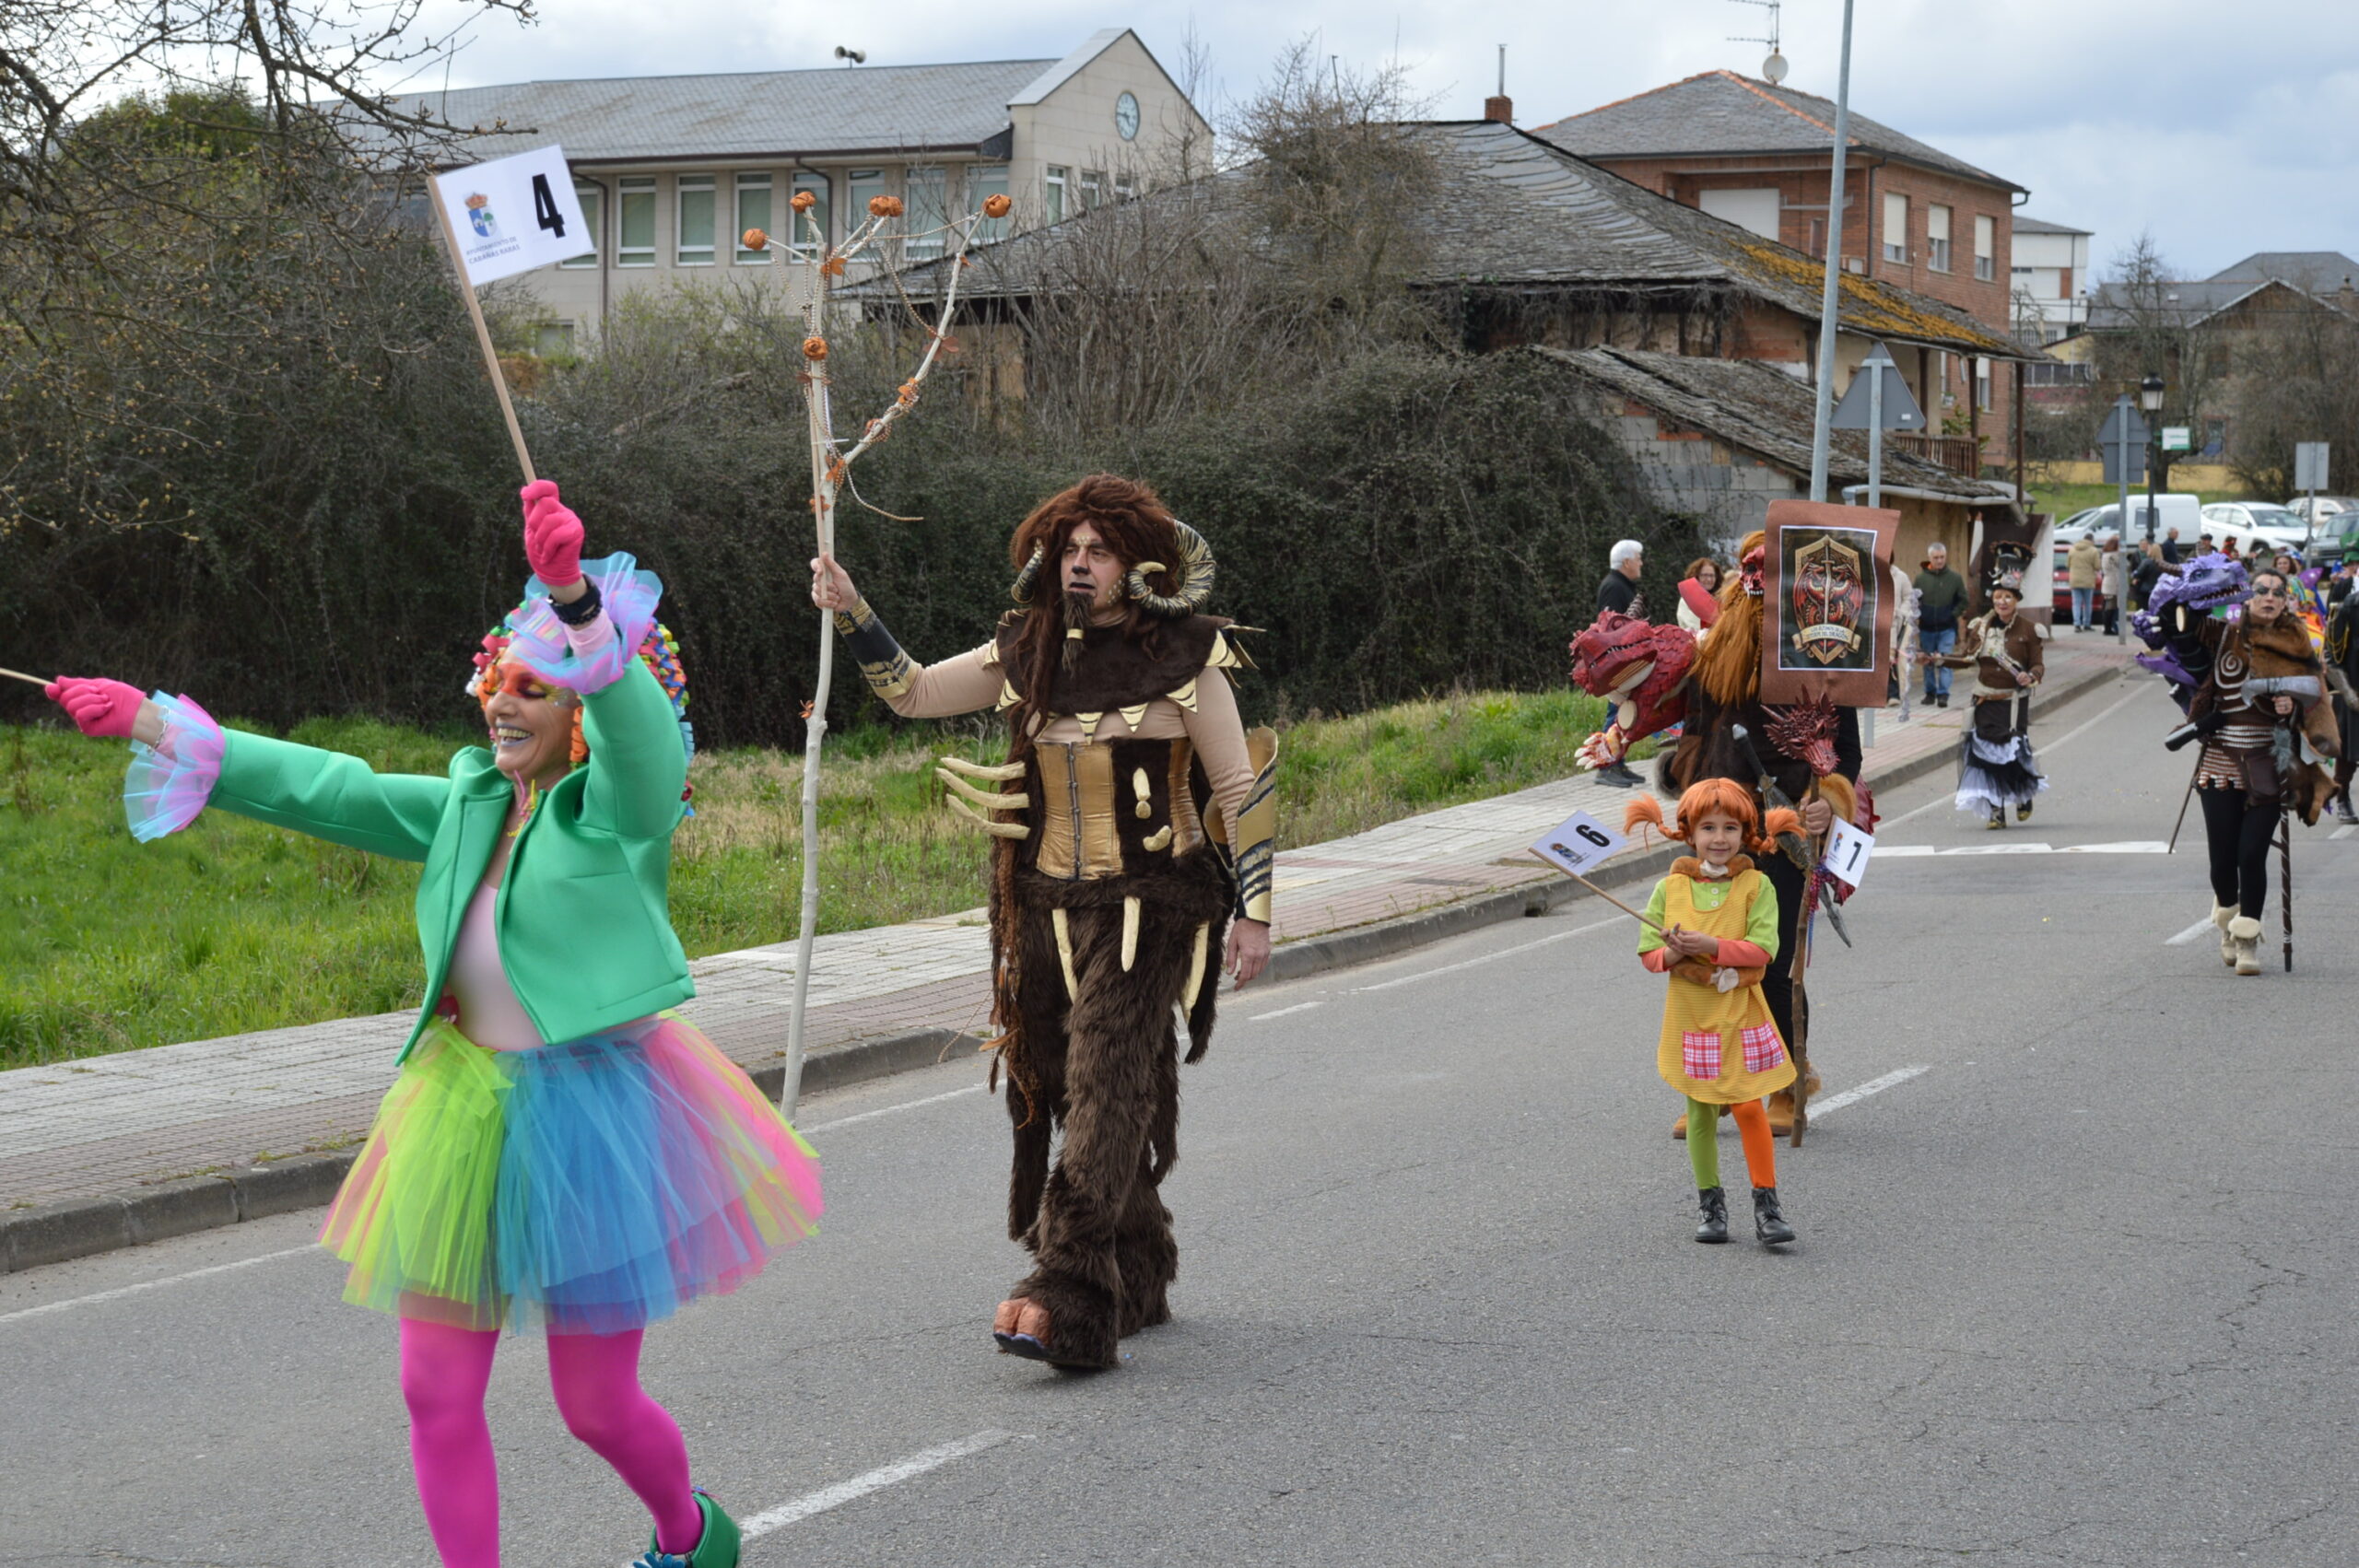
[2054,494,2204,545]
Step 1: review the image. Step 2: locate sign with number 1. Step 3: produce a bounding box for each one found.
[1532,811,1627,877]
[1823,818,1875,888]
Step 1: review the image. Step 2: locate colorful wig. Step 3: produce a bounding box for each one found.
[1624,776,1800,855]
[471,614,695,804]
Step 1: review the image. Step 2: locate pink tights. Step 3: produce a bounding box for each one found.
[398,1316,705,1566]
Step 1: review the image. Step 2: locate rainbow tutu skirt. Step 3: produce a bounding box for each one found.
[319,1012,821,1335]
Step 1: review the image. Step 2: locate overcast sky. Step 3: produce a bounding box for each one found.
[403,0,2359,282]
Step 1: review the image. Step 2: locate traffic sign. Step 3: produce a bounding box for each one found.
[2162,426,2191,452]
[2296,442,2331,491]
[1832,343,1926,430]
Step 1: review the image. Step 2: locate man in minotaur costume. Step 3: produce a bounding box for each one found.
[810,474,1273,1369]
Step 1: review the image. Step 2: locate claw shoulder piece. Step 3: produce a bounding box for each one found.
[1230,727,1276,923]
[1568,611,1696,752]
[831,596,916,699]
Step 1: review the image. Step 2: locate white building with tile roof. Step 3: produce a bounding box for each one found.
[394,29,1207,351]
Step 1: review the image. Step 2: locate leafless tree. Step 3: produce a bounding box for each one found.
[2087,232,2223,489]
[2224,294,2359,497]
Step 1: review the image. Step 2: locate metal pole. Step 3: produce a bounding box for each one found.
[1868,362,1884,510]
[1806,0,1858,503]
[2115,395,2131,645]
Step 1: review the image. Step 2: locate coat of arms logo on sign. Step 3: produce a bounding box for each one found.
[464,193,499,240]
[1786,529,1872,669]
[1756,498,1899,707]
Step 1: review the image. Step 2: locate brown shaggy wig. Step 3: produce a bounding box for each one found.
[1004,474,1185,736]
[1692,530,1767,708]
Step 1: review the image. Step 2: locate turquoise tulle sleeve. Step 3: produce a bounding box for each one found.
[124,692,225,841]
[501,553,662,696]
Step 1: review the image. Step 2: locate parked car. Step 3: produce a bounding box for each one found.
[2304,511,2359,569]
[2286,496,2359,527]
[2201,501,2308,553]
[2049,505,2112,544]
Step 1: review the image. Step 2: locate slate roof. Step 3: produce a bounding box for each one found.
[2207,252,2359,288]
[384,47,1104,164]
[2013,216,2092,237]
[2083,276,2354,331]
[1536,345,2008,502]
[1530,71,2024,194]
[864,120,2030,359]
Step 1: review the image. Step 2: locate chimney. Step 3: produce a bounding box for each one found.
[1484,94,1513,123]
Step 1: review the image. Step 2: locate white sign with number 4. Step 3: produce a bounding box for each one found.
[1823,818,1875,888]
[1531,811,1628,878]
[432,145,592,287]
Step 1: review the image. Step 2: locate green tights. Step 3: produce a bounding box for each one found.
[1685,1097,1778,1190]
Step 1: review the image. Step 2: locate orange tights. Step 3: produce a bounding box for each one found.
[1685,1097,1777,1190]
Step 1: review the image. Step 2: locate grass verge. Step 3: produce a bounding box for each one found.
[2,686,1614,1067]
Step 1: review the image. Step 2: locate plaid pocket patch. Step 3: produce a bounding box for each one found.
[1740,1022,1785,1073]
[1682,1029,1722,1079]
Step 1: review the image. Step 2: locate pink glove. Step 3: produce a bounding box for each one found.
[46,676,145,739]
[520,479,584,586]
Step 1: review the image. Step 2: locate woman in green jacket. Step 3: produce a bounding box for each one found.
[44,483,814,1568]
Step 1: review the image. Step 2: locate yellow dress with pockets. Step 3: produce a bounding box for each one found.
[1642,868,1797,1105]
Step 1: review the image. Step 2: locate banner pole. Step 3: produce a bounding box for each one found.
[428,177,537,484]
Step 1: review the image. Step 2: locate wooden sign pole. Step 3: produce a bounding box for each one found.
[427,178,537,484]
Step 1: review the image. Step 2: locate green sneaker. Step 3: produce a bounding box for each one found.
[630,1490,741,1568]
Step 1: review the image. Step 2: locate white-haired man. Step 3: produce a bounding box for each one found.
[1592,539,1649,787]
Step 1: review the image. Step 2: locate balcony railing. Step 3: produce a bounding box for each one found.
[1888,432,1982,477]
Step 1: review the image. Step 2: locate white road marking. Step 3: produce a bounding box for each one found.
[1351,915,1625,993]
[741,1429,1020,1537]
[1876,841,2167,858]
[2334,825,2356,841]
[0,1244,319,1328]
[1249,1000,1327,1022]
[804,1083,985,1134]
[1807,1065,1931,1118]
[2166,919,2220,946]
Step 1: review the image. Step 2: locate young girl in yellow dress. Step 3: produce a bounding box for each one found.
[1625,779,1802,1246]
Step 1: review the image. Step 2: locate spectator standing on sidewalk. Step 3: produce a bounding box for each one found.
[2132,541,2165,611]
[1593,540,1649,787]
[2101,535,2130,632]
[1913,543,1969,708]
[2163,526,2183,565]
[2068,534,2103,631]
[1676,556,1721,633]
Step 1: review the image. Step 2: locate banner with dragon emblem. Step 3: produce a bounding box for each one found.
[1759,498,1899,707]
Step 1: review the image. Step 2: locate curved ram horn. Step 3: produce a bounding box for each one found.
[1009,544,1046,605]
[1124,520,1216,619]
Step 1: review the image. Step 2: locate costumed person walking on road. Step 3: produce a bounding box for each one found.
[2323,583,2359,824]
[1922,576,2047,828]
[2163,567,2338,975]
[1625,780,1801,1246]
[810,474,1273,1370]
[44,485,817,1567]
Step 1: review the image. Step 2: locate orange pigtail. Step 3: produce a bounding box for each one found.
[1622,794,1679,846]
[1755,806,1802,853]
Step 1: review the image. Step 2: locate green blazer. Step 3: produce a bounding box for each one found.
[205,660,693,1063]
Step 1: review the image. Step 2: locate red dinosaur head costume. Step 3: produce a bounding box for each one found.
[1569,611,1696,767]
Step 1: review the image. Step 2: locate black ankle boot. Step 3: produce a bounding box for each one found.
[1694,1187,1729,1244]
[1752,1187,1796,1246]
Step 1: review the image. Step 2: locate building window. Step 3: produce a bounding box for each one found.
[1808,216,1826,259]
[734,173,772,263]
[789,170,830,255]
[1079,169,1105,209]
[1975,356,1990,411]
[848,169,889,233]
[1927,204,1952,273]
[617,177,655,267]
[534,322,574,357]
[1044,165,1069,224]
[904,166,947,260]
[675,176,715,265]
[971,164,1010,240]
[1114,172,1135,202]
[560,182,601,268]
[1882,193,1908,264]
[1974,214,1997,281]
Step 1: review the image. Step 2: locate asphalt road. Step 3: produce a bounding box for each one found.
[5,669,2352,1567]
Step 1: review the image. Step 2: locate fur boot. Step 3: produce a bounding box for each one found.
[1000,851,1228,1368]
[2211,903,2237,968]
[2228,914,2263,977]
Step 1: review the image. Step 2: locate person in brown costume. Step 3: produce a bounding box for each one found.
[809,474,1274,1369]
[1920,577,2047,829]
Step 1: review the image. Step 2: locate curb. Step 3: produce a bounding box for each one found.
[0,662,2129,1277]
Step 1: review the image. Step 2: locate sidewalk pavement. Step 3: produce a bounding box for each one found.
[0,639,2139,1268]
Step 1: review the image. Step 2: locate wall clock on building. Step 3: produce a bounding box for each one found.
[1115,91,1140,140]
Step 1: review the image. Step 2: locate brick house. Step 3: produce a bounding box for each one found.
[876,119,2038,486]
[394,29,1208,353]
[1531,71,2028,467]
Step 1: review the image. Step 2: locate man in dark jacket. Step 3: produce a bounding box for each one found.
[1912,542,1969,708]
[1592,540,1648,786]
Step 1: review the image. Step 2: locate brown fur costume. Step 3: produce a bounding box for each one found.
[989,609,1240,1369]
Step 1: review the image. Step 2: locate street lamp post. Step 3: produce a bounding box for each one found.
[2139,374,2166,544]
